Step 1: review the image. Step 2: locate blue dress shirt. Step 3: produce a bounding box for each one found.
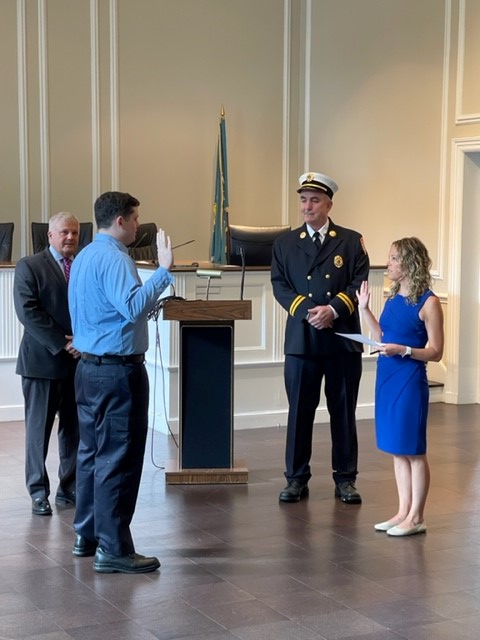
[68,233,173,355]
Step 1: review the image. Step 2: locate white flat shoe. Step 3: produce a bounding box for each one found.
[374,520,397,531]
[386,523,427,537]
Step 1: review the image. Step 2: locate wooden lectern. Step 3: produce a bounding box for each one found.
[162,299,252,484]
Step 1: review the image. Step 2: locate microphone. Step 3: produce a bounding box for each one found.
[132,236,195,251]
[172,239,195,250]
[239,247,246,301]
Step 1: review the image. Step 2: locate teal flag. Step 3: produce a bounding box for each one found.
[210,107,229,264]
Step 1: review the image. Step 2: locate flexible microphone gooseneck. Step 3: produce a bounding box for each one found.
[172,239,195,250]
[239,247,246,301]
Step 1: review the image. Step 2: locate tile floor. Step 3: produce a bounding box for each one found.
[1,403,480,639]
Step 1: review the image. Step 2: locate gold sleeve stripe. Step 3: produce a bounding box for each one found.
[336,292,355,314]
[289,295,306,316]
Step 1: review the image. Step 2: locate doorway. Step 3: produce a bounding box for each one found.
[448,142,480,404]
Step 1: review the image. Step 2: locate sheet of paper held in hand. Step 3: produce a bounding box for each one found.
[335,333,384,348]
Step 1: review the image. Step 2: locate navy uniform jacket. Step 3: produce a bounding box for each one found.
[271,220,370,355]
[14,249,76,379]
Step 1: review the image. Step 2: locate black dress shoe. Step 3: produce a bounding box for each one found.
[55,490,76,506]
[72,534,98,557]
[335,481,362,504]
[93,547,161,574]
[32,497,52,516]
[279,480,309,503]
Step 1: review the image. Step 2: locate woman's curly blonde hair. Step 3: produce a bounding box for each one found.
[389,237,432,303]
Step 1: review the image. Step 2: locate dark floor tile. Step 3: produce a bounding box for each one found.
[133,599,234,638]
[68,620,160,640]
[192,598,288,630]
[299,609,388,639]
[355,599,444,629]
[0,591,37,616]
[341,632,406,640]
[0,610,61,639]
[40,601,127,631]
[398,616,480,640]
[259,588,346,618]
[415,589,480,618]
[231,619,328,639]
[322,577,405,609]
[180,580,253,607]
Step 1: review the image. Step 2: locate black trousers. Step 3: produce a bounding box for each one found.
[73,359,149,556]
[284,351,362,484]
[22,374,78,500]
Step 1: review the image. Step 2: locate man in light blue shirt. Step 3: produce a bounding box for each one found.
[68,191,173,574]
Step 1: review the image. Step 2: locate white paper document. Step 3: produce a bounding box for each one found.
[335,332,383,348]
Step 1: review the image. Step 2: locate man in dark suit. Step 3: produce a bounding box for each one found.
[14,212,81,515]
[271,172,370,504]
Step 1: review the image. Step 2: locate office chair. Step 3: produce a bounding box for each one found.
[31,221,93,254]
[127,222,158,261]
[0,222,14,261]
[227,224,291,266]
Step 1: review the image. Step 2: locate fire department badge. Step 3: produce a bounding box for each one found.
[334,255,343,268]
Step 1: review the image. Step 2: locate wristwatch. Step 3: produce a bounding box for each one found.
[402,346,412,357]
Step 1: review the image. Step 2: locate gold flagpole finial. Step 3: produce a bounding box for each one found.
[220,105,225,117]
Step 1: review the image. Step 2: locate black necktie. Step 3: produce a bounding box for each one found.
[313,231,321,249]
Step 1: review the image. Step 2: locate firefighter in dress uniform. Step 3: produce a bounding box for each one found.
[271,171,370,503]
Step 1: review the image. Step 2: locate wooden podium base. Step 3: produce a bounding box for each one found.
[165,459,248,485]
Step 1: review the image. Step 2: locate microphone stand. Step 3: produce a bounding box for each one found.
[129,232,147,250]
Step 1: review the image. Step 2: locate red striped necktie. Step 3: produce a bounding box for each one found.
[62,257,72,283]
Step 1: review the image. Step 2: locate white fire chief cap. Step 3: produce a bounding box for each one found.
[297,172,338,199]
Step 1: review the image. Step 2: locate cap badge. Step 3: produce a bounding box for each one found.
[305,173,315,182]
[334,255,343,268]
[300,231,307,239]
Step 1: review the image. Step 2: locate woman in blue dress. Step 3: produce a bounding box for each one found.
[357,237,444,536]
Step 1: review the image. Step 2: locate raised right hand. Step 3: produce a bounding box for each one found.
[156,229,173,270]
[356,280,370,310]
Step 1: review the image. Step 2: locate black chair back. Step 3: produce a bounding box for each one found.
[128,222,158,261]
[227,224,291,266]
[0,222,14,261]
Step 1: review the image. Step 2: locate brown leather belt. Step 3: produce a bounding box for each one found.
[81,353,145,365]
